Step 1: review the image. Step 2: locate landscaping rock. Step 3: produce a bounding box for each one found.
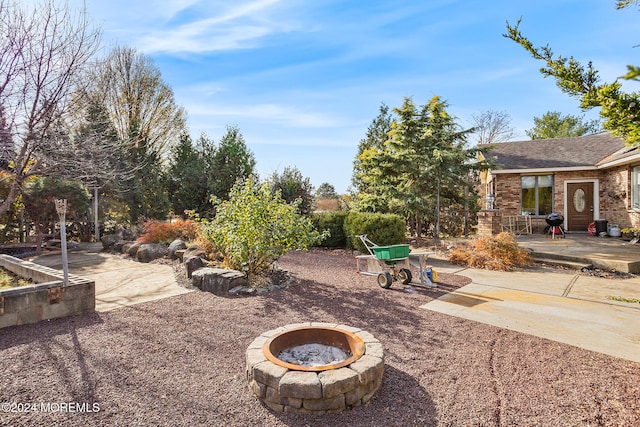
[127,242,142,257]
[136,243,168,263]
[184,245,207,259]
[229,285,257,296]
[101,234,118,249]
[113,240,128,252]
[184,255,206,278]
[168,239,187,259]
[101,228,136,250]
[45,240,79,250]
[191,267,247,295]
[121,241,136,255]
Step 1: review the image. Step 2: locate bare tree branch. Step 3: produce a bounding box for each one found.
[470,110,515,145]
[0,0,101,214]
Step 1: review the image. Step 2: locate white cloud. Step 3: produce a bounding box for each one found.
[187,102,342,128]
[131,0,296,54]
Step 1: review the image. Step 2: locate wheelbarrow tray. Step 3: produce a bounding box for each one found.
[372,244,410,260]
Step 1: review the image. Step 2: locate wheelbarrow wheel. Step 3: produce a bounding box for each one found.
[398,268,412,285]
[377,272,393,289]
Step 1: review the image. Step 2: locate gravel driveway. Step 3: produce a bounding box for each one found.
[1,249,639,426]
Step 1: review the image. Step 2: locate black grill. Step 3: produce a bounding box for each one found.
[545,213,564,227]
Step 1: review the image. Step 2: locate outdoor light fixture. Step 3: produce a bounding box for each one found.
[486,193,495,210]
[55,199,69,285]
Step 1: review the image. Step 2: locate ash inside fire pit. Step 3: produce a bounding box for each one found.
[278,343,350,367]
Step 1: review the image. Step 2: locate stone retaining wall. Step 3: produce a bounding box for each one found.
[246,322,384,415]
[0,255,95,329]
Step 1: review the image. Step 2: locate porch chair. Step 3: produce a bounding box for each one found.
[501,215,532,235]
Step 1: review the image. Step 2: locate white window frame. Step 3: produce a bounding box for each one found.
[521,175,554,217]
[632,166,640,211]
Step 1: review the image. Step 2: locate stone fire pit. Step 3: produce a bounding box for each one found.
[245,322,384,415]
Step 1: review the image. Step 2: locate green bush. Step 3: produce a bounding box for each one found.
[343,212,406,252]
[311,212,347,248]
[199,176,328,274]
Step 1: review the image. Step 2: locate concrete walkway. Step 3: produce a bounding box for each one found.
[29,243,192,312]
[421,257,640,363]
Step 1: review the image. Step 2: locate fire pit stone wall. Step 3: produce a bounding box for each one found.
[246,322,384,415]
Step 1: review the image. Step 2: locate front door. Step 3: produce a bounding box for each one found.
[567,182,594,232]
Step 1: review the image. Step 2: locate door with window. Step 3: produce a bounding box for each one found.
[567,182,594,231]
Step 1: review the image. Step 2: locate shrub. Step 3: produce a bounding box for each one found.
[448,232,532,271]
[343,212,406,252]
[311,212,348,248]
[137,219,198,244]
[199,176,328,274]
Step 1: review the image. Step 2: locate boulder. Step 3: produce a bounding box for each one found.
[101,234,119,249]
[168,239,187,259]
[136,243,168,263]
[184,256,206,278]
[113,240,130,252]
[127,242,142,257]
[184,245,207,259]
[101,228,136,250]
[191,268,247,295]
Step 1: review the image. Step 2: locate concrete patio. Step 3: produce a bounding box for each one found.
[421,236,640,364]
[27,243,192,311]
[515,233,640,273]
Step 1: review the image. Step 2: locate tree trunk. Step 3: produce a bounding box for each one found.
[35,223,43,255]
[434,178,441,239]
[463,184,469,237]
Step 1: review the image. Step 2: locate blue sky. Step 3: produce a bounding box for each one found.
[62,0,638,193]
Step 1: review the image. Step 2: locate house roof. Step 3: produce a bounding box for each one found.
[482,132,627,172]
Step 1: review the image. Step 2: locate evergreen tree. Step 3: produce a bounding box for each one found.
[166,134,212,216]
[352,103,394,212]
[269,166,315,215]
[22,177,90,253]
[210,126,256,201]
[354,96,483,238]
[316,183,338,199]
[124,140,170,222]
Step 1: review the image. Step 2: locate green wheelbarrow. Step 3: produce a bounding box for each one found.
[355,235,412,288]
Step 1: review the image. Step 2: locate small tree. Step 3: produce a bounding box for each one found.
[22,177,90,252]
[526,111,601,139]
[470,110,515,145]
[268,166,314,214]
[166,134,212,216]
[200,176,327,276]
[316,182,338,199]
[0,0,101,216]
[209,125,256,201]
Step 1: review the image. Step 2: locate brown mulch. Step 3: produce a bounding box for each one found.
[1,249,639,426]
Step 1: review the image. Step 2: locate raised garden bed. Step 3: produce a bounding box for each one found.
[0,254,95,328]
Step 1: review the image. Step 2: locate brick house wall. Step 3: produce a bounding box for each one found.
[490,167,640,231]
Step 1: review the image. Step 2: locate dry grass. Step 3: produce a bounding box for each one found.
[0,267,32,289]
[448,232,533,271]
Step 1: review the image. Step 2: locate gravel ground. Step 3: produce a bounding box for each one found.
[1,249,639,426]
